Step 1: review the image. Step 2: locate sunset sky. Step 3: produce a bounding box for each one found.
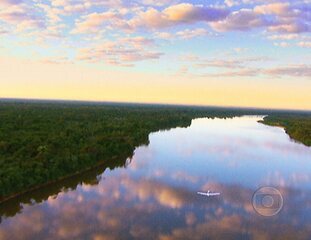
[0,0,310,110]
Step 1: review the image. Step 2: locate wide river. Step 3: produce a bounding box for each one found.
[1,116,311,239]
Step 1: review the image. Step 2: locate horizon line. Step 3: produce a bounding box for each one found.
[1,97,311,113]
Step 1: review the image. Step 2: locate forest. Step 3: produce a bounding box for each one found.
[260,114,311,146]
[0,100,310,201]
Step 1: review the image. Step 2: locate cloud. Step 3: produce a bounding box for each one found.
[0,0,310,85]
[268,22,311,34]
[210,9,271,31]
[0,4,45,31]
[118,36,155,47]
[120,177,203,209]
[0,27,8,35]
[195,59,245,69]
[175,28,211,39]
[185,55,271,70]
[71,11,123,34]
[263,65,311,77]
[192,60,311,78]
[264,2,311,34]
[0,0,23,6]
[233,47,248,53]
[266,33,311,48]
[220,65,311,78]
[208,68,260,78]
[50,0,123,13]
[154,31,173,40]
[224,0,238,7]
[213,65,311,78]
[35,3,63,24]
[254,3,290,15]
[128,3,230,29]
[267,34,300,40]
[163,3,229,22]
[273,41,290,47]
[140,0,179,7]
[77,37,163,66]
[211,2,311,34]
[297,41,311,48]
[50,0,69,7]
[155,28,213,40]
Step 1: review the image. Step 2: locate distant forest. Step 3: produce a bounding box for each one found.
[0,101,310,201]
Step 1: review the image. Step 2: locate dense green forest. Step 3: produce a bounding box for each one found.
[260,115,311,146]
[0,100,310,201]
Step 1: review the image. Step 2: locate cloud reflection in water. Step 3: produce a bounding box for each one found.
[1,116,311,240]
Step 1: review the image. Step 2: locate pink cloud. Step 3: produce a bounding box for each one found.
[254,3,290,15]
[77,37,163,66]
[268,22,310,34]
[0,0,23,5]
[163,3,229,22]
[0,5,45,31]
[263,65,311,77]
[129,3,229,29]
[210,9,271,32]
[72,11,123,34]
[211,2,311,34]
[297,41,311,48]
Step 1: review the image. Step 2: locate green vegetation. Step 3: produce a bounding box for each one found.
[0,100,310,201]
[260,114,311,146]
[0,101,244,200]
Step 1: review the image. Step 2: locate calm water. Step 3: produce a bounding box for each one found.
[1,116,311,240]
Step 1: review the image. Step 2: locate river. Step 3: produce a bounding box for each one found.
[1,116,311,239]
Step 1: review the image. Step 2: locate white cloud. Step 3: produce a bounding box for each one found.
[155,28,212,40]
[273,41,290,47]
[154,31,173,40]
[224,0,238,7]
[176,28,210,39]
[267,34,300,40]
[50,0,69,7]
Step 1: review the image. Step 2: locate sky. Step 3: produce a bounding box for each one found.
[0,0,310,110]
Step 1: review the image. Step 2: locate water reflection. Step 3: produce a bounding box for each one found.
[1,116,311,240]
[0,156,131,219]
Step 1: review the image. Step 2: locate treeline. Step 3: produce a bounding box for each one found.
[260,114,311,146]
[0,101,310,200]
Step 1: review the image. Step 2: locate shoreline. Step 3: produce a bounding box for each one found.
[259,117,311,147]
[0,156,119,204]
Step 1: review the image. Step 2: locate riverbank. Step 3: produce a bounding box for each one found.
[260,115,311,146]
